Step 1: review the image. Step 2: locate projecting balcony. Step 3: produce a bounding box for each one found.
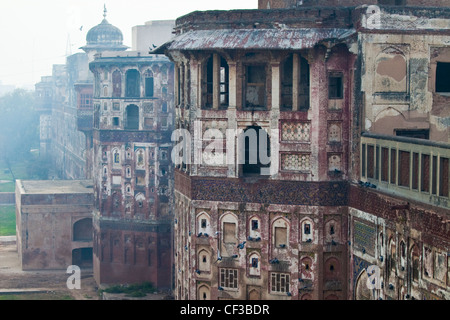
[77,108,93,132]
[360,133,450,209]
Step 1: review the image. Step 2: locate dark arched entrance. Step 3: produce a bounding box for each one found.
[239,125,270,176]
[73,218,93,241]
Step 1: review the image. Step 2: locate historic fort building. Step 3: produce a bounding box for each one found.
[157,0,450,300]
[29,9,175,289]
[89,50,174,287]
[25,1,449,299]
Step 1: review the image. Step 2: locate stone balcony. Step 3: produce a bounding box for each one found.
[360,132,450,209]
[77,108,93,132]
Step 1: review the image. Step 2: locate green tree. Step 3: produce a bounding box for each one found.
[0,89,39,165]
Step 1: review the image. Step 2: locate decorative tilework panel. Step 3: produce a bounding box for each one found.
[176,169,349,207]
[328,154,342,171]
[281,153,310,171]
[353,220,376,256]
[281,122,310,142]
[202,120,228,136]
[328,122,342,143]
[143,102,154,114]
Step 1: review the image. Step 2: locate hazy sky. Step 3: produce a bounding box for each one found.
[0,0,257,89]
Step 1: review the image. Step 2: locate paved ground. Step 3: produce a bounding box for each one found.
[0,237,99,300]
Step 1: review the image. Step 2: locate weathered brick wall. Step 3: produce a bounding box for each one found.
[176,7,354,31]
[176,169,349,206]
[349,184,449,247]
[259,0,450,8]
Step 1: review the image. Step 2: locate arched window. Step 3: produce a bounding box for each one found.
[301,293,312,300]
[197,212,211,235]
[411,245,420,282]
[198,249,211,272]
[354,270,373,300]
[300,256,313,280]
[125,105,139,130]
[136,148,145,169]
[135,193,145,212]
[374,47,407,93]
[219,57,229,107]
[272,217,289,249]
[198,285,210,300]
[221,213,238,244]
[301,218,314,243]
[203,55,229,109]
[325,219,340,243]
[204,56,213,108]
[112,70,122,97]
[400,240,406,270]
[281,54,310,111]
[112,148,120,165]
[73,218,93,241]
[248,252,261,276]
[248,289,260,300]
[144,69,154,98]
[248,215,261,240]
[125,184,132,194]
[126,69,140,97]
[324,257,340,280]
[281,54,294,109]
[388,238,396,274]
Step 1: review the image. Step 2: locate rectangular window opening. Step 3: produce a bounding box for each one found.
[421,154,430,192]
[412,153,419,190]
[381,147,389,182]
[328,73,343,99]
[362,144,366,178]
[275,227,287,248]
[145,77,154,98]
[436,62,450,93]
[390,149,397,184]
[367,145,374,179]
[223,222,237,244]
[439,157,449,197]
[245,65,266,109]
[432,156,438,195]
[398,151,410,187]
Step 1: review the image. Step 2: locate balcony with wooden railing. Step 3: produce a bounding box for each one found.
[360,133,449,209]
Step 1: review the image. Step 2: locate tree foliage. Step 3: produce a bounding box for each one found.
[0,89,38,164]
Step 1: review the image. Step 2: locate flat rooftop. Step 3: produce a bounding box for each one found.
[17,180,94,195]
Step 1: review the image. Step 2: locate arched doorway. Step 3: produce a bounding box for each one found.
[355,270,374,300]
[239,125,270,176]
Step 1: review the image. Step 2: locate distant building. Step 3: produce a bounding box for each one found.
[132,20,175,52]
